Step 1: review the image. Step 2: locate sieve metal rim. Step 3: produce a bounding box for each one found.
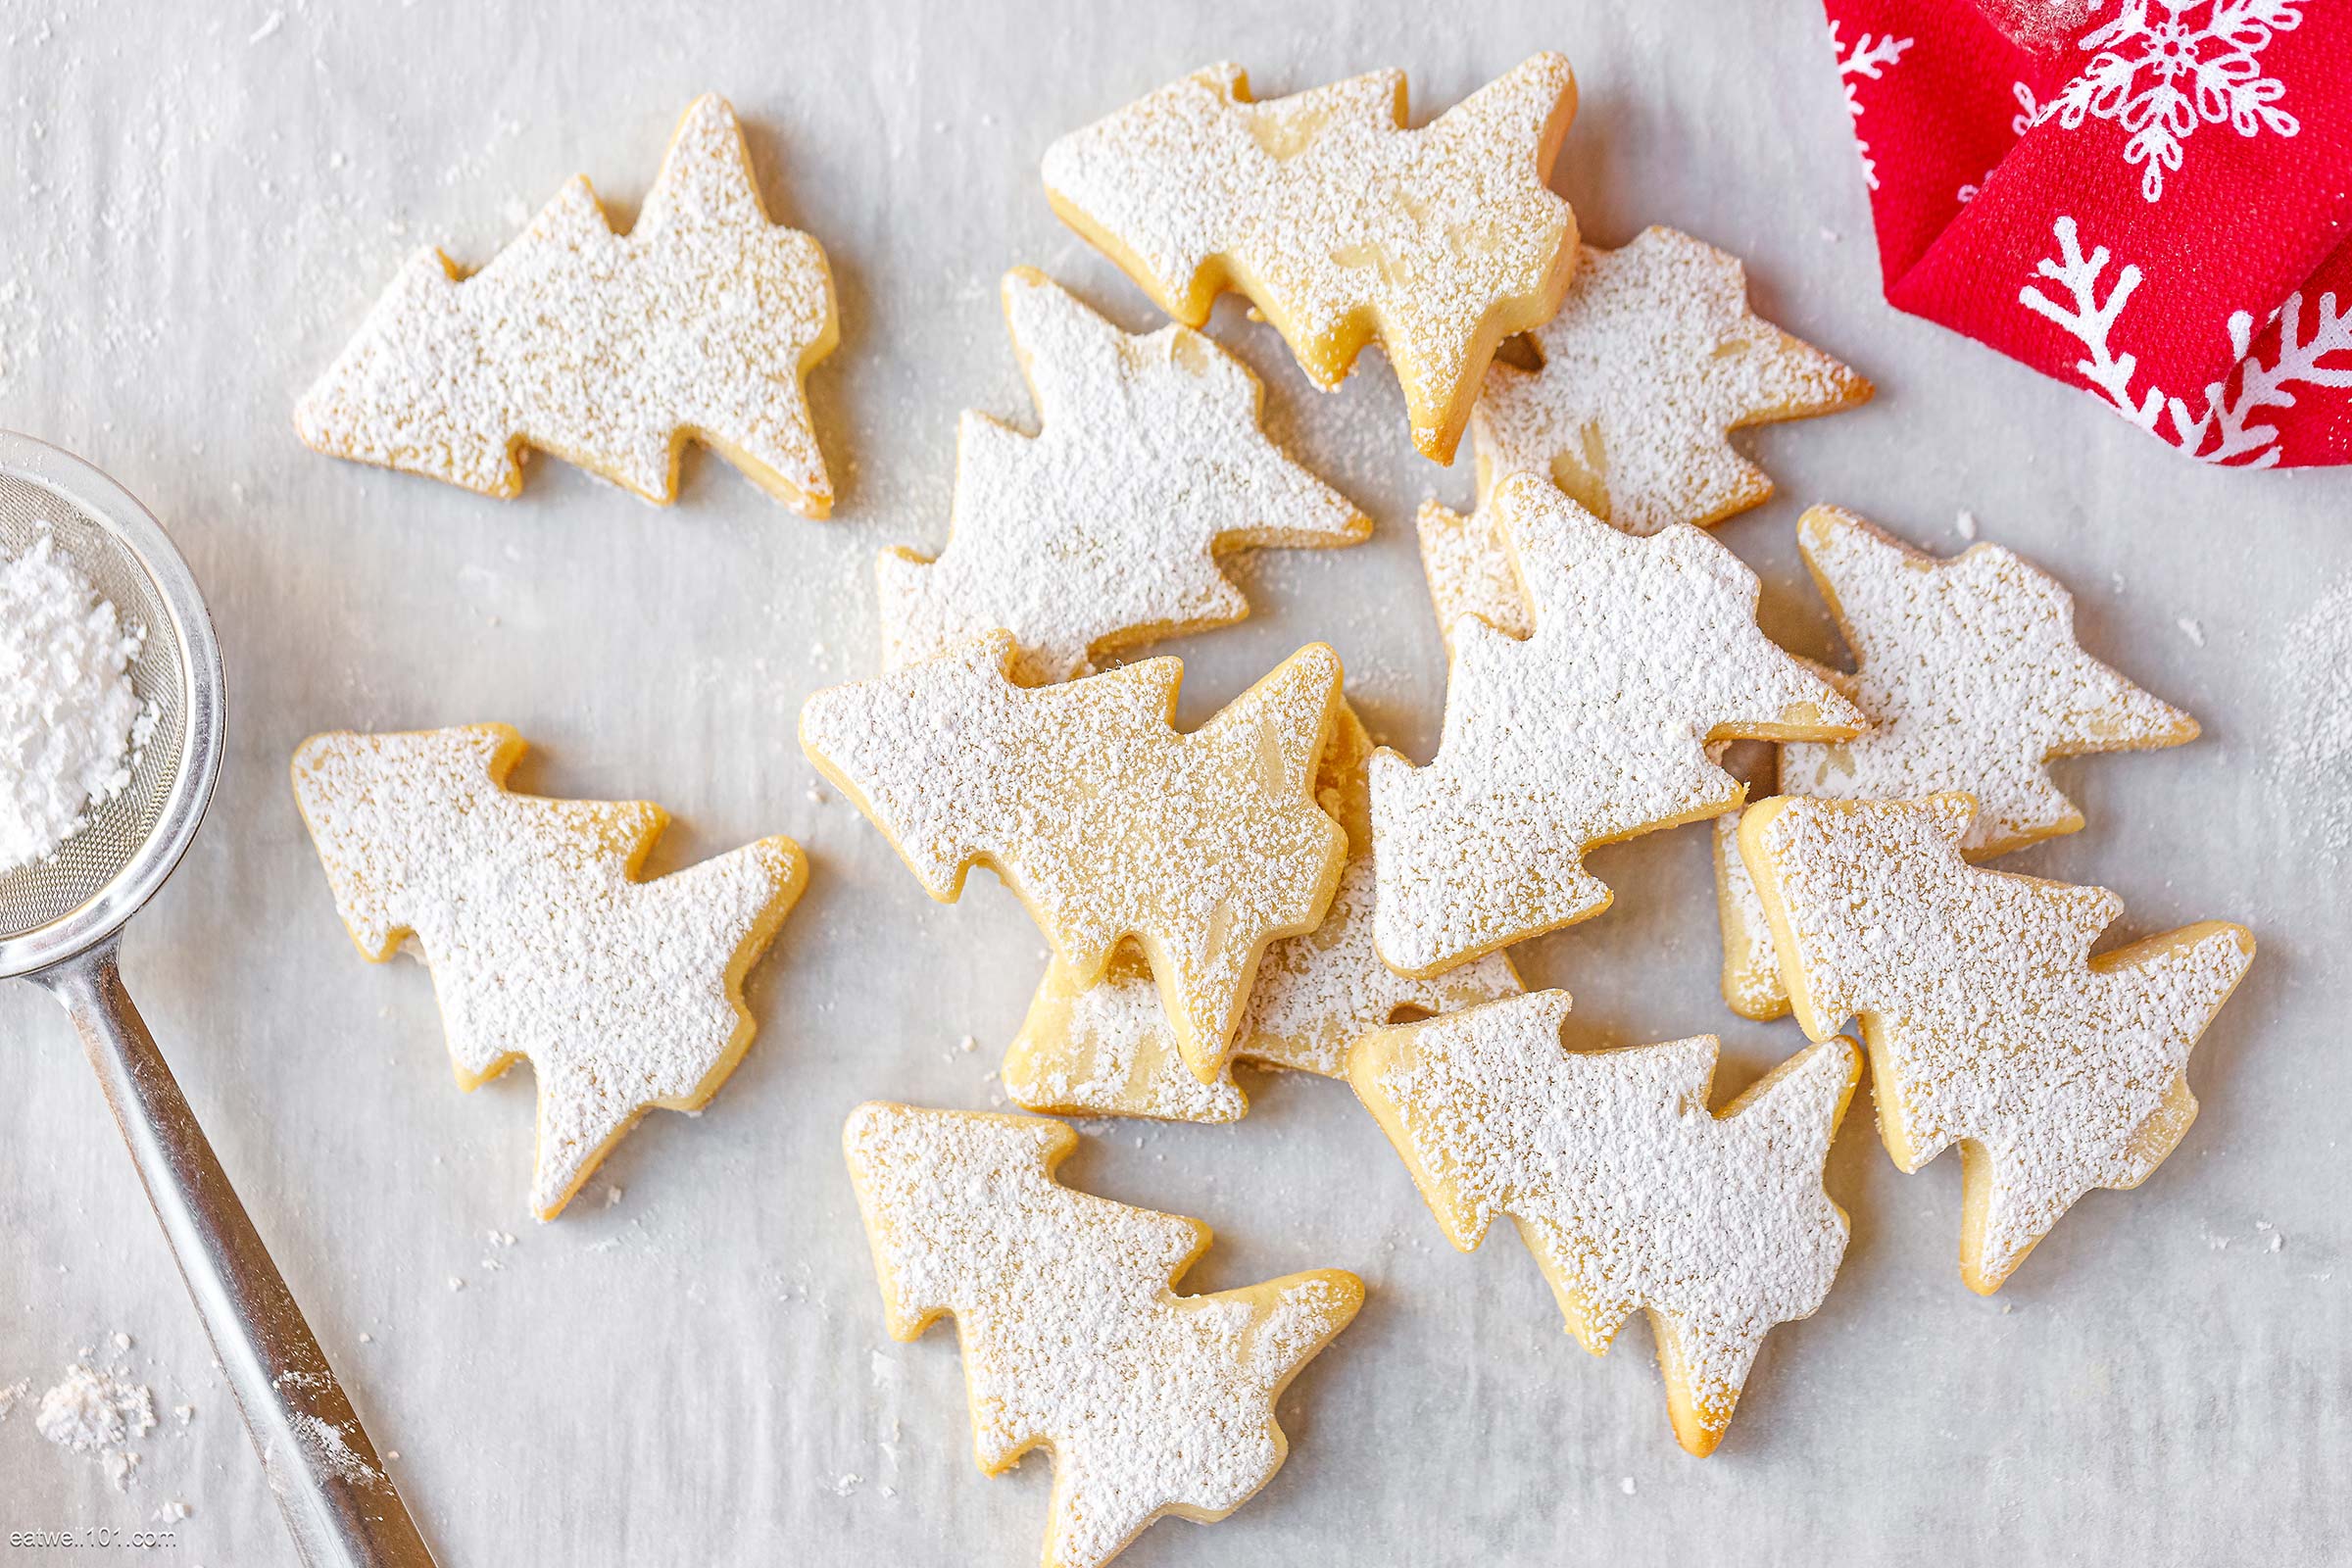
[0,432,224,979]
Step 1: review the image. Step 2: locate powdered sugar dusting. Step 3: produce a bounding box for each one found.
[295,94,839,513]
[801,636,1346,1082]
[1349,991,1856,1455]
[844,1103,1361,1568]
[291,725,806,1218]
[1370,475,1863,978]
[877,269,1364,684]
[1004,703,1520,1121]
[1043,54,1579,462]
[1743,794,2254,1292]
[1777,508,2197,854]
[0,526,157,873]
[1470,227,1870,536]
[1414,228,1866,652]
[1719,508,2200,1018]
[1417,499,1533,647]
[1009,949,1249,1121]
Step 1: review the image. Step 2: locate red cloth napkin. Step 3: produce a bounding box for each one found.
[1824,0,2352,466]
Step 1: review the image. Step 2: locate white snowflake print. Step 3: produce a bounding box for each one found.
[2019,215,2352,465]
[2034,0,2302,202]
[1831,22,1913,190]
[1959,82,2044,203]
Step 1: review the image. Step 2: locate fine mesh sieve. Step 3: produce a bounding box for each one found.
[1,434,436,1567]
[0,467,196,947]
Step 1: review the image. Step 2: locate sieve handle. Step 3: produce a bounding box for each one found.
[36,939,438,1568]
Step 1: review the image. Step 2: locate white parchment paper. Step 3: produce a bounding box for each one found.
[0,3,2344,1562]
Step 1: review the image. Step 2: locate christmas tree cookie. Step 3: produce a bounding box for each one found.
[800,635,1345,1082]
[297,94,839,514]
[1740,793,2254,1293]
[1371,473,1863,978]
[846,1102,1362,1568]
[1415,226,1867,641]
[1004,702,1521,1122]
[1714,506,2200,1019]
[1472,226,1870,534]
[1043,54,1580,464]
[878,269,1365,686]
[1418,495,1538,646]
[1349,990,1859,1455]
[291,725,806,1219]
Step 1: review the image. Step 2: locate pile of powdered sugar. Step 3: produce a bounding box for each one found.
[0,525,155,874]
[32,1361,158,1491]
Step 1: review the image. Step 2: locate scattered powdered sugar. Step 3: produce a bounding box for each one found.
[1745,795,2254,1291]
[843,1103,1360,1568]
[1004,703,1520,1121]
[291,1412,381,1487]
[295,94,838,514]
[1469,226,1870,536]
[0,526,157,874]
[1717,506,2197,1018]
[1043,54,1578,462]
[33,1363,158,1491]
[801,635,1346,1082]
[2272,574,2352,864]
[290,725,806,1218]
[1370,475,1862,978]
[877,270,1364,684]
[0,1378,29,1418]
[1351,991,1856,1455]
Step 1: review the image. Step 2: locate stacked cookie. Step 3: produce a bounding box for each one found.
[287,63,2255,1568]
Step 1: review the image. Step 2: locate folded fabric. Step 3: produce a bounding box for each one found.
[1825,0,2351,466]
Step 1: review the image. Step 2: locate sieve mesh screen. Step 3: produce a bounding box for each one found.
[0,473,189,940]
